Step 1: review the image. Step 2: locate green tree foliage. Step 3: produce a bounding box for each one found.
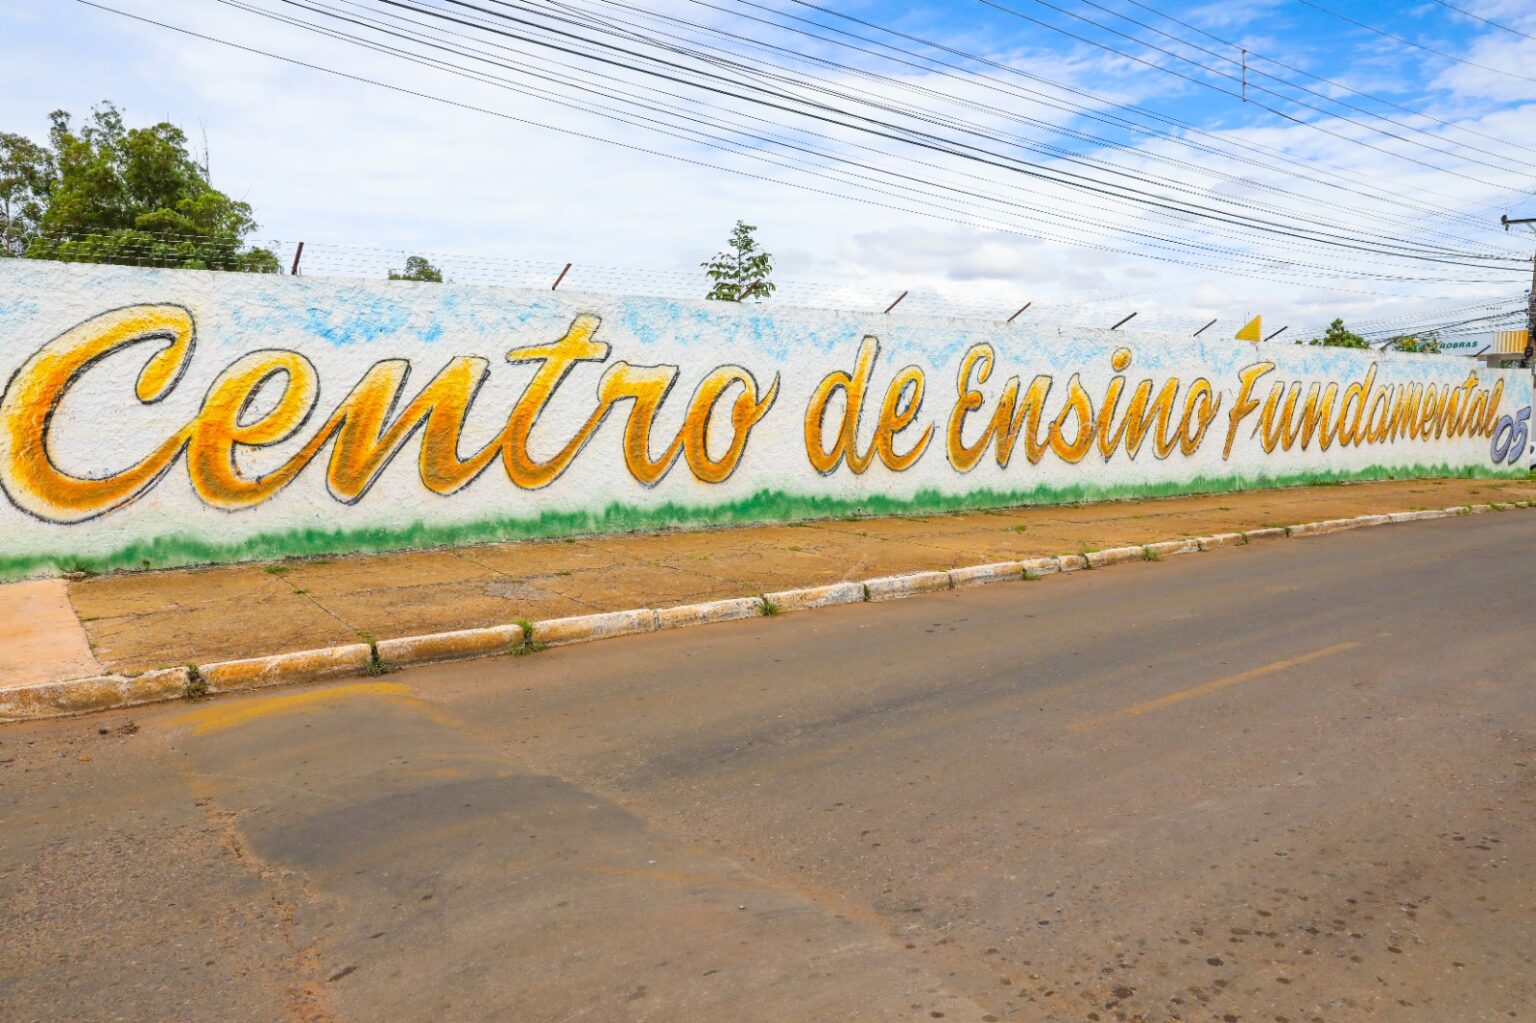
[1,103,278,272]
[1385,332,1442,355]
[1298,318,1369,349]
[0,132,53,257]
[389,255,444,282]
[702,220,775,302]
[1297,318,1443,355]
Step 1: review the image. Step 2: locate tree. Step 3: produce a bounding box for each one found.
[702,220,775,302]
[4,103,278,272]
[0,132,54,257]
[389,255,444,282]
[1296,319,1442,355]
[1297,318,1368,349]
[1385,332,1442,355]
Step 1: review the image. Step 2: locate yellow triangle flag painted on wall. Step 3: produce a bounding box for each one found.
[1235,316,1262,342]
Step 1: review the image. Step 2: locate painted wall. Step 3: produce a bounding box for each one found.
[1,260,1529,578]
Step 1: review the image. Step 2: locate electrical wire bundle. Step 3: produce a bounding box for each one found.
[72,0,1536,298]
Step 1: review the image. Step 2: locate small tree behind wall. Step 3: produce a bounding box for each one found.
[1297,318,1368,349]
[389,255,443,282]
[702,220,775,302]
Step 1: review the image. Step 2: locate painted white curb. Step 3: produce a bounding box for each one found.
[1145,539,1200,559]
[1086,545,1145,569]
[533,609,657,647]
[1022,556,1063,578]
[765,581,866,613]
[656,596,763,630]
[864,571,952,601]
[376,625,524,669]
[948,562,1025,587]
[3,499,1528,721]
[201,644,374,693]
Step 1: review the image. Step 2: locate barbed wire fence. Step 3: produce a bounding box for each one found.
[2,231,1251,332]
[5,231,1514,348]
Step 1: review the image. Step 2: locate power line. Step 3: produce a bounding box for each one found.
[1295,0,1536,84]
[216,0,1523,274]
[567,0,1523,251]
[1429,0,1536,43]
[974,0,1532,187]
[356,0,1520,262]
[367,0,1525,266]
[73,0,1532,292]
[81,0,1400,290]
[766,0,1517,226]
[1112,0,1536,160]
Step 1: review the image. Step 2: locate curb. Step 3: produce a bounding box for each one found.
[2,500,1527,722]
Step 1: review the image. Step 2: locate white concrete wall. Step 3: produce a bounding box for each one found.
[0,261,1528,576]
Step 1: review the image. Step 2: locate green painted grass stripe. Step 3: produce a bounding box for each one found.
[1,462,1525,581]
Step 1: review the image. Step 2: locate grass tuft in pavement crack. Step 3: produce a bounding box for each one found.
[758,595,780,617]
[182,664,208,700]
[364,641,389,676]
[510,619,547,656]
[1143,546,1163,562]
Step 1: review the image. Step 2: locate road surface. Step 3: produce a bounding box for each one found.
[4,514,1534,1022]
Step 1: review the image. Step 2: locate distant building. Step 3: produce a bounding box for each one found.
[1481,329,1531,370]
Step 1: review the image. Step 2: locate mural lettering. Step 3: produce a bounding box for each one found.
[1,306,779,523]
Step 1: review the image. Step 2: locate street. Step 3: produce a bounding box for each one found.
[3,514,1534,1022]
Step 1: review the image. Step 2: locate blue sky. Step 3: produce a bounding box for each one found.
[3,0,1535,343]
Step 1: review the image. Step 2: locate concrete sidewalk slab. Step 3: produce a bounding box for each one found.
[0,580,101,686]
[10,474,1534,683]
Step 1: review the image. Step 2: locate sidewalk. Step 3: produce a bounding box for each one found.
[8,474,1527,684]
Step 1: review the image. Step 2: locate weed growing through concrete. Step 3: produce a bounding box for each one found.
[182,665,208,700]
[1143,546,1163,562]
[508,620,547,656]
[759,595,780,616]
[264,565,289,576]
[364,641,389,676]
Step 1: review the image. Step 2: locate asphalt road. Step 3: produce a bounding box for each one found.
[3,514,1534,1023]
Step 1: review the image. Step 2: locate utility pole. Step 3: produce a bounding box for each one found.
[1503,214,1536,367]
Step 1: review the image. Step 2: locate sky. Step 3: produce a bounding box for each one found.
[3,0,1536,346]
